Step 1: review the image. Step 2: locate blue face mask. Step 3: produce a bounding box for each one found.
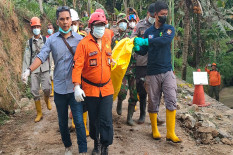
[59,27,71,34]
[47,29,53,35]
[33,28,41,35]
[93,26,105,38]
[119,22,127,31]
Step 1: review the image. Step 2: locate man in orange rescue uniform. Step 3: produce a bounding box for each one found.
[72,12,114,155]
[205,63,221,101]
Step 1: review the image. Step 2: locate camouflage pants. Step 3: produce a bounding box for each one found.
[117,74,138,106]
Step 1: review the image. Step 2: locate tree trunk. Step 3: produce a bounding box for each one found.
[182,0,190,81]
[73,0,76,8]
[76,0,82,14]
[129,0,134,8]
[195,13,201,68]
[63,0,66,6]
[123,0,127,14]
[87,0,92,16]
[38,0,43,15]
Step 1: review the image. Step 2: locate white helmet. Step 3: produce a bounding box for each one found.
[70,9,79,21]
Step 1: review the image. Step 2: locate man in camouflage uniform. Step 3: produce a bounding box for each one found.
[131,3,165,125]
[112,13,138,126]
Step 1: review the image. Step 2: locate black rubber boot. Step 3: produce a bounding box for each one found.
[138,99,146,124]
[101,145,108,155]
[116,100,122,115]
[92,139,100,155]
[127,104,135,126]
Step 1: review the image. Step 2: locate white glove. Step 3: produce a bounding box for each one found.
[74,85,86,102]
[111,58,117,67]
[22,69,30,84]
[50,71,54,80]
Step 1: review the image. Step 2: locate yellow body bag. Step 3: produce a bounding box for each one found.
[111,37,135,101]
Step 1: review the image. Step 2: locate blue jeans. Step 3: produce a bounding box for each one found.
[54,92,87,153]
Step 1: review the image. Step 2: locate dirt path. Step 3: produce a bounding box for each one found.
[0,96,233,155]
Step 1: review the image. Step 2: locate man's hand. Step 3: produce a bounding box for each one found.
[22,69,31,84]
[133,46,140,51]
[134,38,149,46]
[74,85,86,102]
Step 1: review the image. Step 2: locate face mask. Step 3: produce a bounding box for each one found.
[105,24,109,28]
[119,22,127,31]
[158,16,167,24]
[71,25,78,32]
[93,26,105,38]
[148,16,155,24]
[33,28,41,35]
[59,27,71,34]
[47,29,53,35]
[129,22,136,28]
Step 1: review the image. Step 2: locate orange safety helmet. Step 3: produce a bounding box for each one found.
[212,63,217,66]
[30,17,41,26]
[88,12,106,28]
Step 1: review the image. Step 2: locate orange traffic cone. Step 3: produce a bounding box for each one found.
[193,69,210,107]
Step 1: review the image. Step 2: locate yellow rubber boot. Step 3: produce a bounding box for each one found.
[83,112,89,137]
[50,80,54,97]
[166,109,182,143]
[44,96,52,110]
[35,100,43,122]
[71,118,75,129]
[149,113,161,140]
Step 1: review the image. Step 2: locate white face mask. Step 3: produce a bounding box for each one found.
[105,24,109,28]
[129,22,136,28]
[33,28,41,35]
[148,16,155,24]
[71,25,78,32]
[93,26,105,38]
[118,22,127,31]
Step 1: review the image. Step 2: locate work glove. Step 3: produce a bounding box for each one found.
[50,71,54,80]
[22,69,30,84]
[133,45,140,51]
[74,85,86,102]
[111,59,117,67]
[134,38,149,46]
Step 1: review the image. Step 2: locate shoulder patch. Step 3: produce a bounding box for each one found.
[148,35,154,39]
[167,29,172,35]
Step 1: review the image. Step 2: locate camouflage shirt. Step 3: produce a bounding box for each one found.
[111,29,136,75]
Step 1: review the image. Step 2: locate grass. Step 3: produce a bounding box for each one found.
[0,112,9,125]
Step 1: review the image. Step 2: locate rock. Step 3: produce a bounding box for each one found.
[19,98,30,107]
[202,120,216,128]
[218,129,230,138]
[221,138,232,145]
[214,137,221,143]
[14,109,21,113]
[184,114,196,129]
[188,104,199,112]
[177,102,181,110]
[212,130,219,138]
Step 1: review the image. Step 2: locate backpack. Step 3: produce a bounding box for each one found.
[29,36,46,65]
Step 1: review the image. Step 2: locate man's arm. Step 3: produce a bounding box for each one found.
[149,26,175,46]
[72,42,85,86]
[134,31,149,56]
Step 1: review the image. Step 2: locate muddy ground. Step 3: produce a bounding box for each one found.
[0,88,233,155]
